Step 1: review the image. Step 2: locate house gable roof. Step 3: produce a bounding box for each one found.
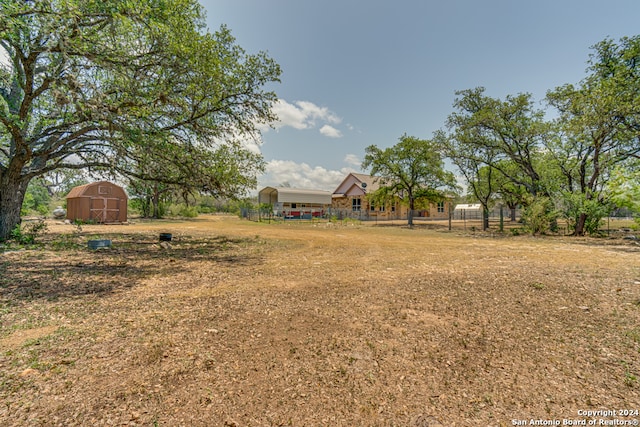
[333,173,381,196]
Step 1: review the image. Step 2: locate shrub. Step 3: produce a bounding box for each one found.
[521,197,558,235]
[559,191,611,235]
[166,203,198,218]
[10,220,48,245]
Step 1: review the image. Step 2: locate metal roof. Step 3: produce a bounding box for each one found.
[258,187,332,205]
[454,203,482,211]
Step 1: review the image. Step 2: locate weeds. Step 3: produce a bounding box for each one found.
[9,220,48,245]
[621,361,638,387]
[50,234,82,250]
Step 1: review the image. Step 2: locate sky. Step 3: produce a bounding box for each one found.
[200,0,640,192]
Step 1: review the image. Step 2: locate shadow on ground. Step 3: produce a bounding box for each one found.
[0,232,263,302]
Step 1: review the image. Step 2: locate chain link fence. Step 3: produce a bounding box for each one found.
[241,206,522,228]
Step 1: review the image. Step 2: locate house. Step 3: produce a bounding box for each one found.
[66,181,128,223]
[331,173,452,220]
[331,173,402,219]
[258,186,332,219]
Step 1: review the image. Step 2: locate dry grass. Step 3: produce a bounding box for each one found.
[1,215,639,426]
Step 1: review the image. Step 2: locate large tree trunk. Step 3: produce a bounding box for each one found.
[0,170,30,241]
[574,212,587,236]
[509,205,517,221]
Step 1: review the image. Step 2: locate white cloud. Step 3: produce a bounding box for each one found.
[343,154,361,168]
[268,99,343,137]
[241,137,263,155]
[295,101,341,125]
[319,125,342,138]
[261,160,358,191]
[271,100,311,130]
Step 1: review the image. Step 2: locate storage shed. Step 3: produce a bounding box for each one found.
[453,203,482,220]
[258,186,332,219]
[66,181,128,223]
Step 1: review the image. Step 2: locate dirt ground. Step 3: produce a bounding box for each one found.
[1,215,639,426]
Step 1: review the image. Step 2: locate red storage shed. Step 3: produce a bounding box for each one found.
[66,181,128,223]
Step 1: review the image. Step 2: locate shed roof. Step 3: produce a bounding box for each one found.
[66,182,94,198]
[454,203,482,211]
[66,181,127,199]
[259,187,332,205]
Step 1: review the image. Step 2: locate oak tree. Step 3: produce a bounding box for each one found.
[0,0,280,239]
[362,134,457,227]
[546,36,640,235]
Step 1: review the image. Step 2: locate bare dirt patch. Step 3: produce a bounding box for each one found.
[1,215,639,426]
[0,326,59,352]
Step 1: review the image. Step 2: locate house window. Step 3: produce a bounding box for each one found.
[352,198,361,211]
[437,202,445,213]
[291,203,297,209]
[370,202,375,212]
[391,204,396,212]
[379,204,385,212]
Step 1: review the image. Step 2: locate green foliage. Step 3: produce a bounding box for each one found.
[166,204,198,218]
[233,198,259,217]
[558,192,611,235]
[521,197,558,235]
[20,180,51,216]
[0,0,280,240]
[609,166,640,214]
[50,234,82,251]
[510,227,523,236]
[42,170,89,198]
[197,196,236,214]
[258,203,273,215]
[443,87,549,199]
[441,36,640,237]
[10,220,48,245]
[20,193,33,217]
[362,134,458,226]
[127,181,169,218]
[544,36,640,235]
[124,140,266,217]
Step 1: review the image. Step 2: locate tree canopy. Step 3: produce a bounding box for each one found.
[0,0,280,240]
[545,36,640,234]
[362,134,457,227]
[441,36,640,235]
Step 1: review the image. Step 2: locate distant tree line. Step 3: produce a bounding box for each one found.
[2,0,638,238]
[365,36,640,235]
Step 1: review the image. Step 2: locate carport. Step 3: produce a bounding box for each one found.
[258,187,332,219]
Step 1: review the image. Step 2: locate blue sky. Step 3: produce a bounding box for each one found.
[201,0,640,192]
